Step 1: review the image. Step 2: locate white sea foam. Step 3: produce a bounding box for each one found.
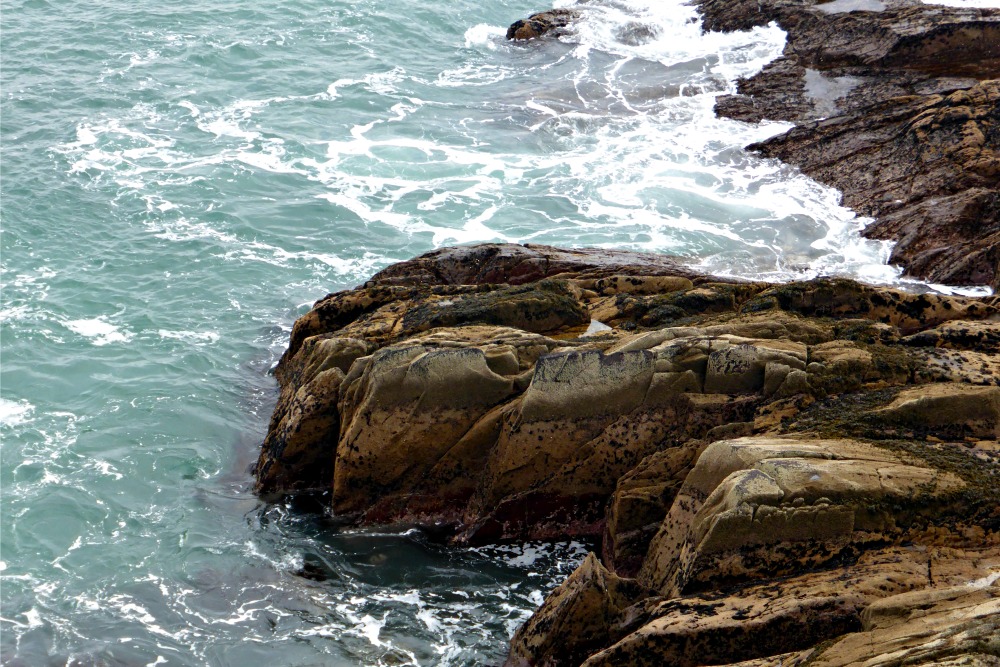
[23,607,44,629]
[464,23,505,50]
[64,318,134,345]
[920,283,993,297]
[87,460,125,480]
[0,399,35,428]
[157,330,221,345]
[471,541,591,570]
[50,0,993,297]
[969,570,1000,589]
[0,303,34,321]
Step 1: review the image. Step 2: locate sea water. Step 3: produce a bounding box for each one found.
[0,0,990,664]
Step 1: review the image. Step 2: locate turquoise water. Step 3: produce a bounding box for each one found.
[0,0,958,664]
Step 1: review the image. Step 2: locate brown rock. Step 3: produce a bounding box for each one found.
[873,383,1000,439]
[603,446,702,577]
[249,244,1000,667]
[638,436,963,595]
[582,548,938,667]
[803,579,1000,667]
[519,545,1000,667]
[903,319,1000,352]
[364,242,700,288]
[702,0,1000,288]
[912,347,1000,386]
[506,9,581,41]
[333,344,519,521]
[254,336,371,496]
[505,553,648,667]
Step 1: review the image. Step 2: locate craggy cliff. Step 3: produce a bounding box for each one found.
[252,0,1000,664]
[254,243,1000,665]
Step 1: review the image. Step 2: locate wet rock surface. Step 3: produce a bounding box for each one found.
[704,0,1000,289]
[506,9,582,41]
[254,243,1000,666]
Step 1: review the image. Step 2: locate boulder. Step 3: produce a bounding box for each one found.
[603,446,702,577]
[254,336,371,496]
[872,383,1000,439]
[524,546,1000,667]
[903,319,1000,352]
[364,243,702,288]
[333,344,519,521]
[506,9,581,41]
[249,243,1000,667]
[582,548,937,667]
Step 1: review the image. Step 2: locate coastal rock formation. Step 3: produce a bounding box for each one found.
[705,0,1000,289]
[507,9,582,41]
[254,242,1000,666]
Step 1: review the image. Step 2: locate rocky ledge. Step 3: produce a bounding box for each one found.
[702,0,1000,289]
[254,243,1000,666]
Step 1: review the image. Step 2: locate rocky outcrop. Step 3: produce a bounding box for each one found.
[507,9,582,41]
[791,578,1000,667]
[573,548,1000,667]
[637,436,964,596]
[705,0,1000,289]
[254,243,1000,665]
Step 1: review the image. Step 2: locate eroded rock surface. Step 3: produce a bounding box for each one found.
[254,243,1000,665]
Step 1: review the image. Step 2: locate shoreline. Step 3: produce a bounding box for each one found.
[699,0,999,290]
[251,2,1000,664]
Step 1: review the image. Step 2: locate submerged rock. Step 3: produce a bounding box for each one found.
[254,242,1000,666]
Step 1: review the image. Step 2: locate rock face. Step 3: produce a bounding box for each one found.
[254,242,1000,666]
[705,0,1000,289]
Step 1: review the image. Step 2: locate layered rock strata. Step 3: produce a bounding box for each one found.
[254,243,1000,666]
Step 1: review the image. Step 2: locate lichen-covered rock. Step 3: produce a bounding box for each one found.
[505,553,648,667]
[527,546,1000,667]
[362,243,701,289]
[873,383,1000,439]
[637,436,964,596]
[799,577,1000,667]
[583,549,998,667]
[753,80,1000,289]
[603,446,702,577]
[582,548,939,667]
[903,319,1000,352]
[333,344,520,522]
[252,243,1000,666]
[254,336,372,496]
